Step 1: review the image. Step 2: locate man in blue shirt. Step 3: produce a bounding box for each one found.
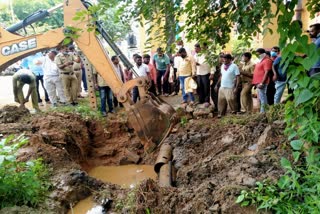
[21,52,50,105]
[271,46,287,104]
[153,47,170,96]
[308,23,320,78]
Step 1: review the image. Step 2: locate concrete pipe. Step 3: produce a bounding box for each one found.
[159,163,172,187]
[154,143,172,173]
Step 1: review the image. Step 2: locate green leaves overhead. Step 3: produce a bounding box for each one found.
[122,0,180,52]
[184,0,274,49]
[306,0,320,18]
[10,0,63,33]
[123,0,276,52]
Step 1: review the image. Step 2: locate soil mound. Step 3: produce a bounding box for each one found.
[0,105,29,123]
[128,115,290,213]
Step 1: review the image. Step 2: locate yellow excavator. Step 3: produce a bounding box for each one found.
[0,0,176,148]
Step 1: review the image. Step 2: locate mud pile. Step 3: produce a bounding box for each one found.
[0,105,31,135]
[0,107,145,213]
[130,115,290,213]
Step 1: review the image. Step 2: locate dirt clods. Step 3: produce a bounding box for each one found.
[0,105,30,123]
[129,114,290,213]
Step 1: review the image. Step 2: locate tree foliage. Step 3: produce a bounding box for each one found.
[123,0,276,53]
[1,0,130,41]
[0,0,63,34]
[94,1,131,41]
[122,0,181,52]
[227,0,320,212]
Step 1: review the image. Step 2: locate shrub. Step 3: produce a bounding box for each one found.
[237,153,320,213]
[0,135,50,208]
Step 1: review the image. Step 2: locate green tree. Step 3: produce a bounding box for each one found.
[0,9,11,26]
[72,0,131,42]
[95,4,131,41]
[122,0,275,53]
[2,0,130,41]
[122,0,182,52]
[8,0,63,33]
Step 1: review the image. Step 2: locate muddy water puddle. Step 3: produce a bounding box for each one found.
[69,165,157,214]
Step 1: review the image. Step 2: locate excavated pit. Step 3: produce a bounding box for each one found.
[0,105,292,214]
[0,105,157,213]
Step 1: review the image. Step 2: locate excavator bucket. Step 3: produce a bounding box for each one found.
[127,92,176,146]
[65,0,177,147]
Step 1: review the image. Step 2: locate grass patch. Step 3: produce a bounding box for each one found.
[219,114,252,126]
[47,97,104,120]
[265,104,285,123]
[115,187,137,213]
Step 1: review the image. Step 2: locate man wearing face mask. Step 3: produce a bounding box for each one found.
[308,23,320,78]
[271,46,287,104]
[216,54,240,118]
[252,48,273,113]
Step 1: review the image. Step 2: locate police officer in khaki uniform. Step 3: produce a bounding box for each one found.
[68,45,83,97]
[55,45,80,105]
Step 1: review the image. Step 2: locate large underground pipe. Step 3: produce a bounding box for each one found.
[154,143,175,187]
[154,143,172,173]
[159,162,172,187]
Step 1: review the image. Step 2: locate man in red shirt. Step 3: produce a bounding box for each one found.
[252,48,273,113]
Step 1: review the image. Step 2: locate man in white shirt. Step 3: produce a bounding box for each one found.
[111,55,125,108]
[216,54,240,118]
[172,52,182,96]
[132,55,150,103]
[41,50,67,107]
[194,43,215,107]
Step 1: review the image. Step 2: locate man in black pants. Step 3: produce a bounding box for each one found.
[266,51,275,105]
[153,47,170,96]
[210,54,223,112]
[194,43,215,107]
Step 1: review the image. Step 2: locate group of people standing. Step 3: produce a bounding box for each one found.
[137,42,288,118]
[13,22,320,117]
[95,41,288,118]
[13,44,88,111]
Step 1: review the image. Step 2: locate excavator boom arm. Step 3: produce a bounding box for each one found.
[0,0,176,147]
